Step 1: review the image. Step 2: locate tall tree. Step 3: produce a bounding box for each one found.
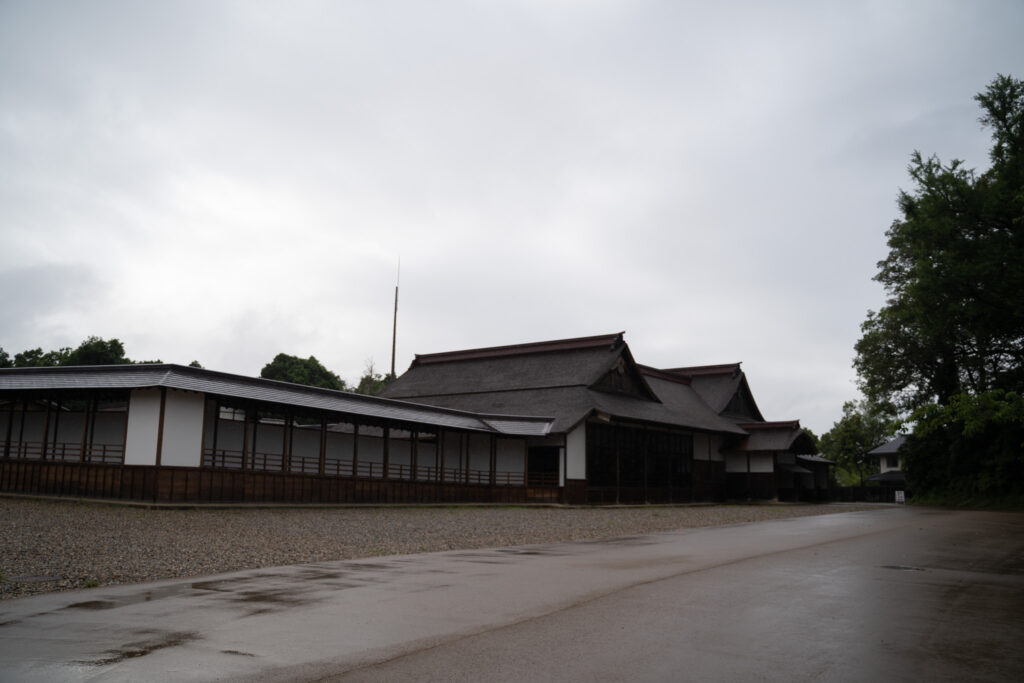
[260,353,347,391]
[855,75,1024,413]
[819,400,896,486]
[353,360,394,396]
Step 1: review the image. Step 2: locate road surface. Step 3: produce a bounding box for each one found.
[1,506,1021,681]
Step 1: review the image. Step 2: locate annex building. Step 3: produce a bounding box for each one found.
[0,333,827,505]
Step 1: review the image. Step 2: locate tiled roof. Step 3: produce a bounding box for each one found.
[0,365,553,437]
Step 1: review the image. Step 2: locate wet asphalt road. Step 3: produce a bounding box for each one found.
[1,506,1022,682]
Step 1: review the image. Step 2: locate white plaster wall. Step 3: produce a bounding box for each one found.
[254,422,285,455]
[693,433,709,461]
[124,389,161,466]
[93,412,127,446]
[160,390,205,468]
[468,433,491,472]
[442,430,463,471]
[291,427,321,461]
[357,433,384,464]
[750,453,774,473]
[709,435,724,462]
[566,424,586,480]
[880,455,904,473]
[496,438,525,474]
[725,452,747,473]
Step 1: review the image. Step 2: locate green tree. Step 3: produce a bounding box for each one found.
[13,346,71,367]
[819,400,896,486]
[260,353,347,391]
[353,360,394,396]
[0,348,11,368]
[63,336,130,365]
[855,75,1024,413]
[905,390,1024,503]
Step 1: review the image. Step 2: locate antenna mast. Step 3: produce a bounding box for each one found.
[390,259,400,378]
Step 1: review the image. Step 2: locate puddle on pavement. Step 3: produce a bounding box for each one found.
[881,564,926,571]
[79,630,199,666]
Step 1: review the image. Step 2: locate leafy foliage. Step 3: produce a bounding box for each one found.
[819,401,897,486]
[353,360,394,396]
[854,75,1024,504]
[855,75,1024,413]
[1,337,152,367]
[260,353,347,391]
[905,390,1024,504]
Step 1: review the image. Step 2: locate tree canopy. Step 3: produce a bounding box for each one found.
[353,360,394,396]
[0,336,156,367]
[854,74,1024,414]
[260,353,348,391]
[854,75,1024,504]
[819,400,896,486]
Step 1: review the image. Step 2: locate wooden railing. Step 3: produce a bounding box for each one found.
[199,448,550,487]
[2,441,124,464]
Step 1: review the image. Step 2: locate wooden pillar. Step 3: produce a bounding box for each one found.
[439,431,446,483]
[411,430,419,481]
[40,398,52,460]
[382,426,390,480]
[3,396,15,459]
[318,414,326,476]
[209,399,220,468]
[352,422,360,478]
[241,409,250,471]
[250,411,259,470]
[78,398,92,462]
[89,397,100,463]
[489,435,496,486]
[282,412,291,473]
[17,400,27,458]
[51,399,63,461]
[155,388,167,467]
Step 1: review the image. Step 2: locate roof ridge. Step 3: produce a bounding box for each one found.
[410,332,625,366]
[663,363,742,376]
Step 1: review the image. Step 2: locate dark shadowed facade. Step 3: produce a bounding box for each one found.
[1,333,828,504]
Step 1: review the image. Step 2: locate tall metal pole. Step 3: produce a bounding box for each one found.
[391,259,400,378]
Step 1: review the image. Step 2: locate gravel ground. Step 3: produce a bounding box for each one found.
[0,497,881,600]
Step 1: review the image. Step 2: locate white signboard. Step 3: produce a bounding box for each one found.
[895,490,905,504]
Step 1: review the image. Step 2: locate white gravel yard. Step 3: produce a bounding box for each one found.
[0,496,880,600]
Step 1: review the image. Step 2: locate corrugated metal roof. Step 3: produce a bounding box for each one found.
[0,365,553,437]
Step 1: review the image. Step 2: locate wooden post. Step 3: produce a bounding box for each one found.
[411,430,419,481]
[3,397,15,459]
[40,398,52,460]
[155,388,167,467]
[382,427,390,480]
[318,414,326,476]
[241,408,250,471]
[209,399,221,468]
[78,398,91,462]
[351,422,360,478]
[489,435,496,487]
[282,412,291,473]
[17,400,27,458]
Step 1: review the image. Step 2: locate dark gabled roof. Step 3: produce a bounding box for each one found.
[383,334,746,435]
[733,421,817,454]
[385,333,631,399]
[663,363,765,422]
[867,435,908,455]
[0,365,553,437]
[410,333,626,366]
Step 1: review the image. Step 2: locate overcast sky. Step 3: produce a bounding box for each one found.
[1,1,1021,435]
